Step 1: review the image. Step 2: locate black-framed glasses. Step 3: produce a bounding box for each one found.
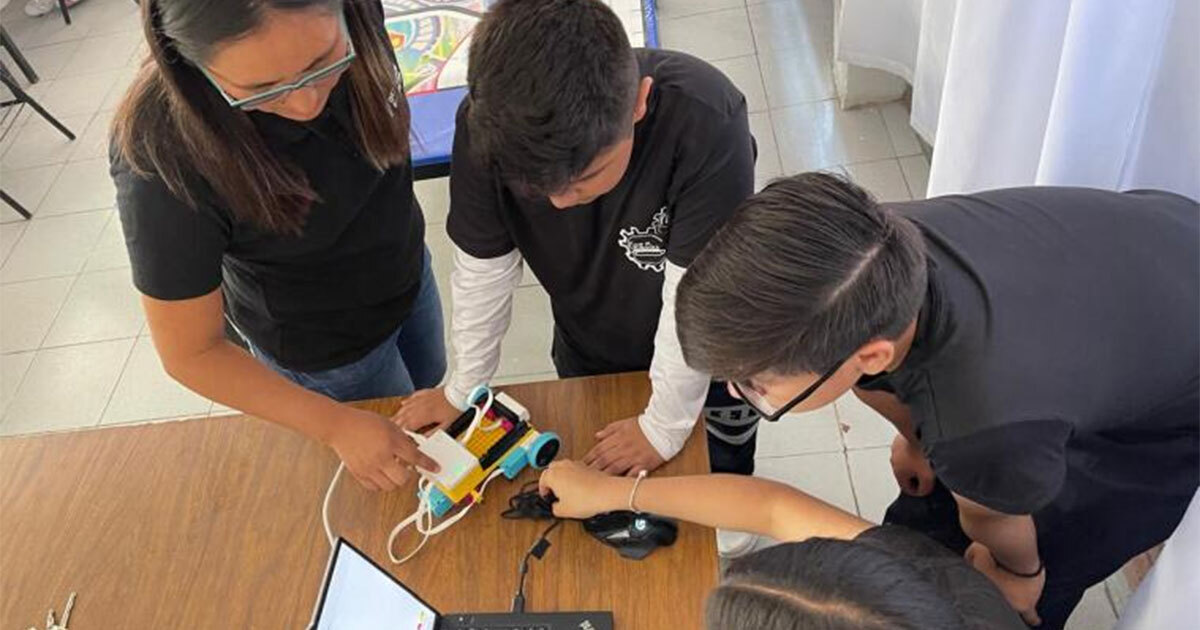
[730,358,848,422]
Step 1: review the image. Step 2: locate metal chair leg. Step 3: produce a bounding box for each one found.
[59,0,73,25]
[14,92,76,140]
[0,189,34,220]
[0,28,38,84]
[0,68,75,141]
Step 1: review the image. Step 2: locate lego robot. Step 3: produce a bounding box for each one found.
[421,385,561,518]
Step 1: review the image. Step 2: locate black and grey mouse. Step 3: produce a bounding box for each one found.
[581,511,678,560]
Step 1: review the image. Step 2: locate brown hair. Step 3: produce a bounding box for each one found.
[111,0,409,234]
[677,172,928,381]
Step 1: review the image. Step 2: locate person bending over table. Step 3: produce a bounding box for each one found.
[394,0,763,554]
[670,173,1199,628]
[111,0,443,492]
[541,460,1026,630]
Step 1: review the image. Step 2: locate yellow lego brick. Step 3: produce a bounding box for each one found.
[464,424,506,457]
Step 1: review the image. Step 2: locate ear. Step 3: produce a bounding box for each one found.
[852,339,896,376]
[632,76,654,123]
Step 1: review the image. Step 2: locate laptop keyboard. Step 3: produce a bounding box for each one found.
[442,611,611,630]
[460,626,549,630]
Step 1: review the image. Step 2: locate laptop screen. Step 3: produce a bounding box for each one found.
[312,538,439,630]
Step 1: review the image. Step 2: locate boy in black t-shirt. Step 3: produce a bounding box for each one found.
[394,0,759,519]
[675,172,1199,628]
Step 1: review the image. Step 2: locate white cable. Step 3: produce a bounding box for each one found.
[323,462,346,548]
[387,468,505,564]
[387,477,435,564]
[460,388,499,445]
[477,413,504,434]
[323,463,502,563]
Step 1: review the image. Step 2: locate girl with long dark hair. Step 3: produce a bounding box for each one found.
[110,0,442,490]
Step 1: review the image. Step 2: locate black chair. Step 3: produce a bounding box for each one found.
[0,31,76,219]
[0,26,38,84]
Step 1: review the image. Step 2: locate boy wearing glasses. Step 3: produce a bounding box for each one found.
[395,0,762,529]
[675,172,1199,629]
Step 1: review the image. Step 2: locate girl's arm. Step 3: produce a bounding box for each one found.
[141,289,436,490]
[539,460,872,542]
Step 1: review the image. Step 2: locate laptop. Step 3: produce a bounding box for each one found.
[310,538,614,630]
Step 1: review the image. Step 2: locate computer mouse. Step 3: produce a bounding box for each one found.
[581,510,678,560]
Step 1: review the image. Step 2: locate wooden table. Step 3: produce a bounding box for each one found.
[0,373,717,629]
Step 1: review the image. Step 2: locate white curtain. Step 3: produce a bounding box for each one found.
[1114,490,1200,630]
[837,0,1199,200]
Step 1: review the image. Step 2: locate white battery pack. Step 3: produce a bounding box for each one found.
[413,430,477,489]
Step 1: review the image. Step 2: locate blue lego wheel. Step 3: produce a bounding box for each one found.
[528,432,561,469]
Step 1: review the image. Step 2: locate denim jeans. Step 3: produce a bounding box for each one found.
[249,248,446,402]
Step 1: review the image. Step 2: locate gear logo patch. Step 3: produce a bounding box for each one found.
[618,207,669,273]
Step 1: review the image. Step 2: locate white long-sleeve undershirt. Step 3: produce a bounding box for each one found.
[443,247,708,460]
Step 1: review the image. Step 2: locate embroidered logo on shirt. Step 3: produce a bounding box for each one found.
[618,207,669,272]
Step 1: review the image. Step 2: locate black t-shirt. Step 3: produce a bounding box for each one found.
[112,81,425,371]
[853,526,1026,629]
[447,49,754,374]
[858,187,1199,516]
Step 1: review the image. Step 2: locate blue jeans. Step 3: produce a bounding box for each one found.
[250,249,446,402]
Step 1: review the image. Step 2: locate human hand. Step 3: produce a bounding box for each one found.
[392,387,461,433]
[583,416,666,476]
[890,433,935,496]
[538,460,628,519]
[327,406,439,491]
[965,542,1045,626]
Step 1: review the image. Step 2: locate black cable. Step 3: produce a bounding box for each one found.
[502,480,556,520]
[512,518,562,613]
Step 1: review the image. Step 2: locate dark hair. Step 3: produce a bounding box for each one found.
[707,539,968,629]
[677,172,927,381]
[112,0,409,234]
[465,0,640,196]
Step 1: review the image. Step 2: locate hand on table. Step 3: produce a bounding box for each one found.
[539,460,627,519]
[392,387,461,433]
[965,541,1045,626]
[890,433,936,496]
[583,416,665,476]
[327,406,439,491]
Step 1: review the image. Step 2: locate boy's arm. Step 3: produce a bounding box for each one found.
[639,262,711,458]
[393,245,521,429]
[956,495,1045,625]
[956,496,1042,573]
[541,461,872,542]
[931,422,1069,625]
[584,262,711,471]
[443,246,523,407]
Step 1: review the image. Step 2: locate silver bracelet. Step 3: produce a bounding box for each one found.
[628,470,648,513]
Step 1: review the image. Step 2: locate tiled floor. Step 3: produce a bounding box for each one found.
[0,1,1116,626]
